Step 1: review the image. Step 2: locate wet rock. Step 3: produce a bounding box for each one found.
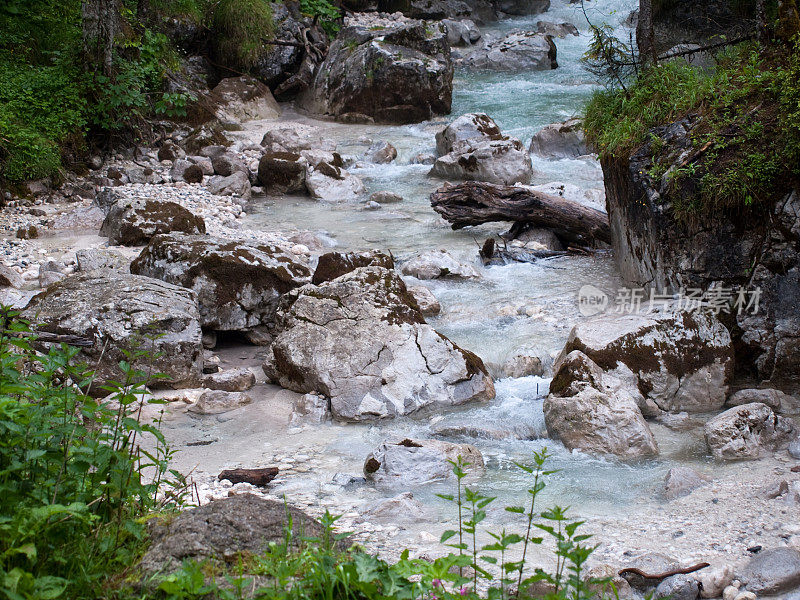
[139,494,325,574]
[430,136,532,185]
[100,198,206,246]
[558,310,733,413]
[207,170,251,198]
[411,152,437,165]
[364,141,398,164]
[529,117,587,158]
[704,403,797,460]
[739,547,800,595]
[369,191,404,204]
[188,390,253,414]
[218,467,278,487]
[664,466,710,499]
[364,438,484,485]
[727,388,799,414]
[260,122,335,154]
[401,249,480,279]
[289,393,331,425]
[76,248,130,272]
[509,226,565,251]
[257,152,308,194]
[130,233,311,334]
[360,491,427,524]
[305,162,365,201]
[0,264,24,289]
[502,351,544,378]
[211,153,248,177]
[407,285,441,316]
[463,30,556,71]
[442,18,481,46]
[529,181,605,211]
[536,20,579,37]
[23,271,203,393]
[312,250,394,285]
[202,367,256,392]
[263,266,495,421]
[298,13,453,124]
[435,112,503,155]
[655,575,700,600]
[16,225,38,239]
[209,75,281,125]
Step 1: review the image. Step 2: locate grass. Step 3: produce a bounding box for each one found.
[212,0,275,70]
[584,39,800,217]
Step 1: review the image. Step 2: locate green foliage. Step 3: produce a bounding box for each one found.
[212,0,275,70]
[300,0,342,36]
[584,40,800,216]
[0,309,184,600]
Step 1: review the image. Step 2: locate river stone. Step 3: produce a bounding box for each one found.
[664,466,710,499]
[430,136,533,185]
[206,171,251,198]
[312,250,395,285]
[99,198,205,246]
[360,491,427,524]
[502,351,544,378]
[23,271,203,393]
[727,388,800,414]
[435,113,503,156]
[364,438,484,485]
[211,153,248,177]
[693,563,735,599]
[257,152,308,194]
[655,575,700,600]
[0,264,24,289]
[621,553,680,591]
[401,249,480,279]
[260,122,335,154]
[298,13,453,124]
[305,162,365,202]
[442,18,481,46]
[407,285,441,316]
[202,367,256,392]
[263,266,495,421]
[536,20,579,37]
[188,390,253,414]
[739,548,800,595]
[209,75,281,125]
[130,233,311,333]
[289,393,331,425]
[370,191,404,204]
[558,309,733,413]
[510,226,564,251]
[529,118,588,158]
[76,247,130,272]
[139,494,325,574]
[364,141,398,164]
[463,30,557,71]
[704,402,798,460]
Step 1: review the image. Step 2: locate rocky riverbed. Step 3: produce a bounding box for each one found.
[2,0,800,595]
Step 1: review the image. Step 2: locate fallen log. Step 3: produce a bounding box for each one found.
[218,467,279,487]
[619,562,710,580]
[430,181,612,245]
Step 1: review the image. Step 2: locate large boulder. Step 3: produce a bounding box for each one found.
[492,0,549,15]
[99,198,206,246]
[463,30,557,72]
[529,118,588,158]
[312,250,395,285]
[305,162,366,201]
[442,18,482,46]
[559,310,733,413]
[435,112,503,155]
[726,387,799,414]
[260,122,335,154]
[257,152,308,194]
[377,0,472,19]
[364,438,484,485]
[23,271,203,392]
[704,402,797,460]
[262,266,495,421]
[139,494,325,574]
[738,548,800,595]
[544,351,659,458]
[401,249,480,280]
[209,75,281,125]
[298,13,453,124]
[431,113,532,185]
[130,233,311,333]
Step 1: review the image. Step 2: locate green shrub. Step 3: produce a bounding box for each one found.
[300,0,342,36]
[212,0,275,69]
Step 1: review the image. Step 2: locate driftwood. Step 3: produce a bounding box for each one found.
[218,467,279,487]
[430,181,612,246]
[3,330,95,348]
[619,562,710,580]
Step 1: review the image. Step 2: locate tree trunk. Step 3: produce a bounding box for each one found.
[636,0,657,65]
[430,181,612,246]
[82,0,121,76]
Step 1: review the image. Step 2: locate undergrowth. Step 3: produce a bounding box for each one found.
[583,39,800,216]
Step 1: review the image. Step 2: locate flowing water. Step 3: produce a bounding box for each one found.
[172,0,759,550]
